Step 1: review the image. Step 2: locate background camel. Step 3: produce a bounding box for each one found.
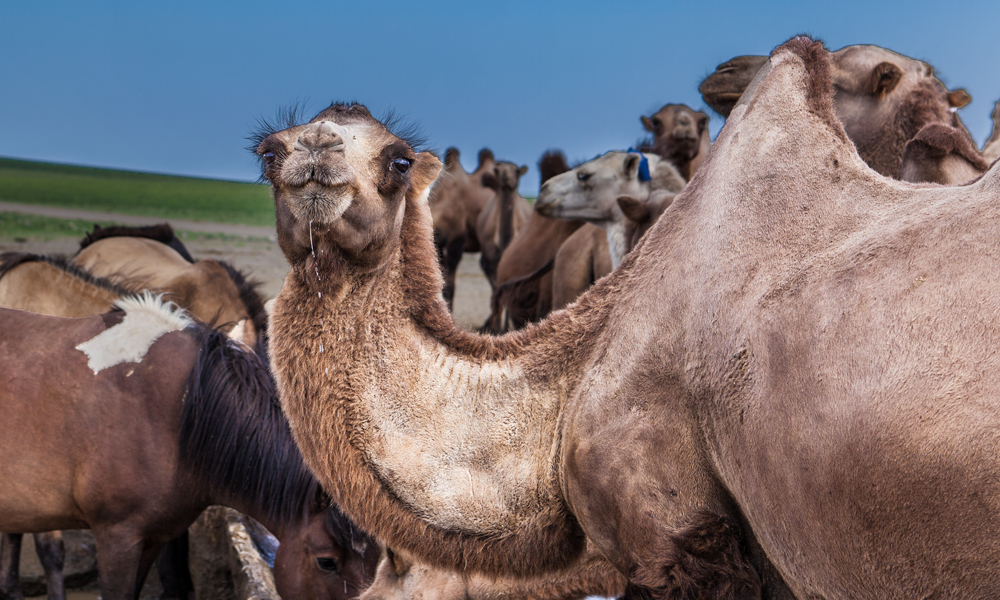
[640,103,711,181]
[535,151,685,269]
[475,161,531,292]
[489,150,579,331]
[983,100,1000,163]
[550,223,610,311]
[429,147,496,307]
[699,44,976,179]
[260,36,1000,598]
[617,190,678,252]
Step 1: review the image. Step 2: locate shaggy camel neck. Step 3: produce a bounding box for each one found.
[270,190,613,576]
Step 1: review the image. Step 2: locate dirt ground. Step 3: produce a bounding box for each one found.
[0,237,493,330]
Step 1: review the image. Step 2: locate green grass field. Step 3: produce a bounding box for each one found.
[0,157,273,226]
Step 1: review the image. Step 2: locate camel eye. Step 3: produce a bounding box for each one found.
[316,557,339,573]
[577,171,592,182]
[262,151,276,166]
[393,158,411,174]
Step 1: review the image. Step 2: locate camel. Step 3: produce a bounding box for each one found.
[535,151,685,269]
[899,122,992,185]
[699,45,975,179]
[983,100,1000,163]
[550,223,610,311]
[640,104,711,181]
[617,190,678,252]
[475,161,531,291]
[490,150,580,331]
[359,542,624,600]
[428,148,496,307]
[260,48,1000,598]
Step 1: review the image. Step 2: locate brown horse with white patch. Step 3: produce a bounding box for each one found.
[0,297,378,600]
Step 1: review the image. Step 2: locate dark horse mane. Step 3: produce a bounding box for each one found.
[79,223,196,263]
[215,260,269,336]
[179,327,316,528]
[0,252,146,297]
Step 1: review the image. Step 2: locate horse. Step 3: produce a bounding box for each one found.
[0,296,378,600]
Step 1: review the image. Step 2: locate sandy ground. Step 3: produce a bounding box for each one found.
[0,236,493,330]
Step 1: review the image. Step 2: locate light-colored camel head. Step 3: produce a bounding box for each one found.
[482,162,528,192]
[359,547,468,600]
[254,103,442,272]
[534,151,684,267]
[641,104,709,163]
[699,44,973,178]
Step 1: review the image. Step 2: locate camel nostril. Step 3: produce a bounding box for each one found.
[296,122,346,152]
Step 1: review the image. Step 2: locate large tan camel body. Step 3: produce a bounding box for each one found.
[259,39,1000,599]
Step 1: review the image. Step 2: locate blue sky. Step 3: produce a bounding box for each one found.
[3,1,998,196]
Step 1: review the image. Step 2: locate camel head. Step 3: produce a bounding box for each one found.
[534,151,681,224]
[254,103,442,273]
[641,104,709,162]
[359,547,469,600]
[481,161,528,192]
[700,44,973,178]
[699,55,770,116]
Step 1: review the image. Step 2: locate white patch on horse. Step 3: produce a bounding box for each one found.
[76,291,194,374]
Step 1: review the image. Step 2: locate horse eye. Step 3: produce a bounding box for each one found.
[262,151,276,166]
[316,557,339,573]
[393,158,411,174]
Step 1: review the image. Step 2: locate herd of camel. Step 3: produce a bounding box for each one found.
[4,35,1000,600]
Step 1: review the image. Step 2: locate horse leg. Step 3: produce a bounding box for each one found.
[33,532,65,600]
[93,528,162,600]
[0,534,25,600]
[155,533,193,600]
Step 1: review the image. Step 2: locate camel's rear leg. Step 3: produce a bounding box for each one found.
[0,534,25,600]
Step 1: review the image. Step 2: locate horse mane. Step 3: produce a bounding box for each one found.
[216,260,269,335]
[179,328,314,527]
[79,223,196,263]
[0,252,145,297]
[325,498,375,554]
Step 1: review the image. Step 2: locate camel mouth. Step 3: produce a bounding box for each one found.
[281,182,355,223]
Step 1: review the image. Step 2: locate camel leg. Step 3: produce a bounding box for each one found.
[32,532,65,600]
[93,527,162,600]
[0,534,25,600]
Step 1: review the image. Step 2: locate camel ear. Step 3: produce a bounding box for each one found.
[617,195,649,222]
[386,547,411,576]
[869,62,902,98]
[518,165,528,177]
[409,151,442,201]
[623,153,642,179]
[948,89,971,109]
[481,171,499,190]
[641,115,655,132]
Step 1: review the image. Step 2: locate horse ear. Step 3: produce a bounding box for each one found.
[481,171,500,190]
[617,195,649,222]
[948,89,972,109]
[869,62,902,98]
[641,115,655,132]
[623,153,641,179]
[409,151,442,201]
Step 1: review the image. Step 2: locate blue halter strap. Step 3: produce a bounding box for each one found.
[626,148,652,182]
